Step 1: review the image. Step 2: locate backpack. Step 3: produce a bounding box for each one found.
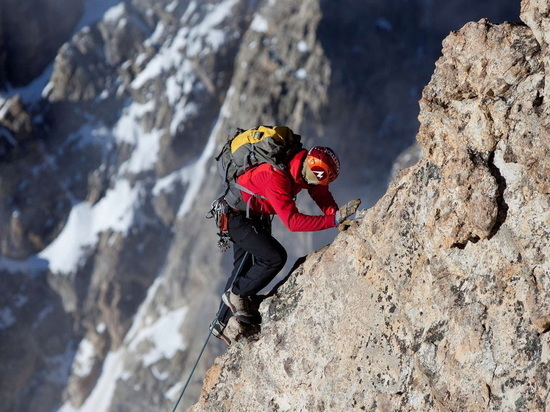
[215,125,302,211]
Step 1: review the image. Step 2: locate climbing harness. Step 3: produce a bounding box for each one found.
[170,252,251,412]
[206,197,232,252]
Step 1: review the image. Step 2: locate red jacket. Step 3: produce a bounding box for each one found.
[236,150,338,232]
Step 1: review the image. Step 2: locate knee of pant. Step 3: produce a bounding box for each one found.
[271,248,287,270]
[257,247,287,270]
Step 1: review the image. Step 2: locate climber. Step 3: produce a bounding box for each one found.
[211,145,361,344]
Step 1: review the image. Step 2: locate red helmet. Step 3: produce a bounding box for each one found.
[304,146,340,185]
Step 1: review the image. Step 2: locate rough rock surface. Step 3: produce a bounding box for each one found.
[190,2,549,411]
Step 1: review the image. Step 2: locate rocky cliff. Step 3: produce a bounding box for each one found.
[0,0,525,411]
[190,0,549,410]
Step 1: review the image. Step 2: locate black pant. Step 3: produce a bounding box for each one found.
[218,212,287,325]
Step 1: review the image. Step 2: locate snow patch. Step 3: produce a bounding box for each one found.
[153,168,185,196]
[124,276,188,367]
[96,322,107,334]
[166,1,178,14]
[127,306,188,367]
[184,0,237,58]
[39,179,143,275]
[104,2,126,23]
[295,68,308,79]
[297,40,309,53]
[165,381,185,401]
[73,338,96,378]
[114,100,163,175]
[59,350,125,412]
[251,14,269,33]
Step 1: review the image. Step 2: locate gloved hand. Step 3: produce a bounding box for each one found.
[338,210,365,231]
[335,199,361,230]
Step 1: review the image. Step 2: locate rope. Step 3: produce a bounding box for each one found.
[170,251,251,412]
[170,328,213,412]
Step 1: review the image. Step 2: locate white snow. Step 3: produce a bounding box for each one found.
[127,306,188,367]
[103,2,126,23]
[39,179,143,275]
[165,1,178,14]
[96,322,107,334]
[115,101,163,175]
[165,381,185,401]
[251,14,269,33]
[73,338,96,378]
[297,40,309,53]
[59,350,126,412]
[170,102,199,135]
[184,0,238,58]
[132,0,237,91]
[123,276,189,370]
[152,168,185,196]
[295,68,308,79]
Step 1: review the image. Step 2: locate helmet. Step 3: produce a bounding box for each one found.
[304,146,340,185]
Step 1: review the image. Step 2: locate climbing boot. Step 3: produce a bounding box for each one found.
[222,289,261,325]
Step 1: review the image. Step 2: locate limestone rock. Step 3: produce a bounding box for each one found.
[45,3,151,103]
[189,2,549,411]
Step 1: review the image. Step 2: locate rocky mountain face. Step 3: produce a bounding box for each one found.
[190,0,549,410]
[0,0,524,411]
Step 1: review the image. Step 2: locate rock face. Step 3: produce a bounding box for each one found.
[190,1,549,411]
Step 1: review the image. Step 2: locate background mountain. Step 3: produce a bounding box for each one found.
[0,0,524,411]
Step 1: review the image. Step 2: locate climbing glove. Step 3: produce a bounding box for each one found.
[335,198,362,231]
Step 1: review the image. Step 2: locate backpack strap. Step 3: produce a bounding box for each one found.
[234,183,266,218]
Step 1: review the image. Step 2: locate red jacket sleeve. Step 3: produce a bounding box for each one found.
[264,171,337,232]
[308,184,339,215]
